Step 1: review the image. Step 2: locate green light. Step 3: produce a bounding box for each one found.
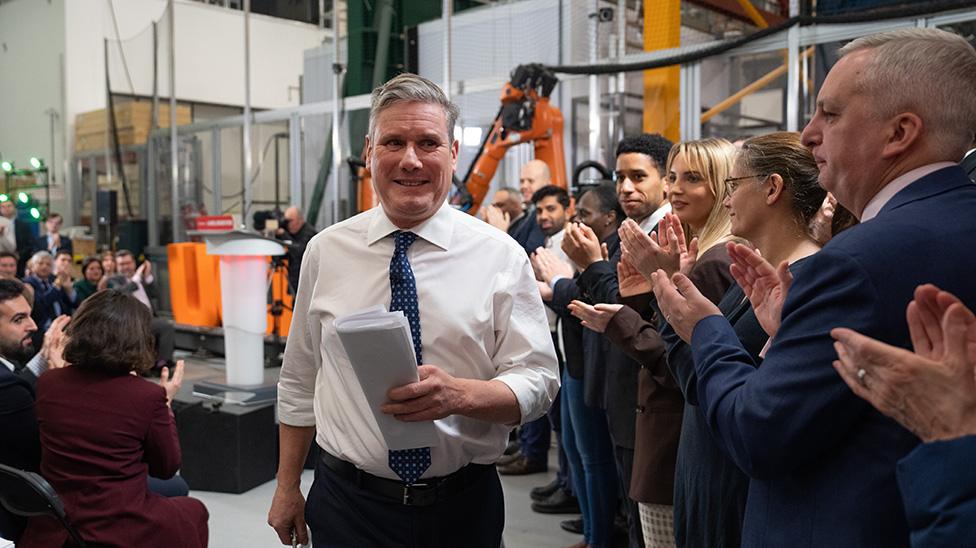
[17,192,28,204]
[29,157,43,170]
[29,207,40,219]
[0,194,7,203]
[0,161,11,173]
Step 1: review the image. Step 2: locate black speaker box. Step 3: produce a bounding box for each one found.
[173,399,277,494]
[96,190,118,226]
[117,219,148,258]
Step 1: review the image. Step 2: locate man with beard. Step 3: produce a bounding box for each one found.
[0,278,68,540]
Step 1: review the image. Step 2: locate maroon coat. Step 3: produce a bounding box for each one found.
[20,367,208,548]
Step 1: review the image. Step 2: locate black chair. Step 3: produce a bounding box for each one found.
[0,463,87,547]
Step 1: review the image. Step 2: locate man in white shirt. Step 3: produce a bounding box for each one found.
[113,250,174,371]
[268,73,559,548]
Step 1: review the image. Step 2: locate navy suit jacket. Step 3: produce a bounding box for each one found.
[0,364,40,541]
[32,234,72,256]
[688,166,976,547]
[897,436,976,547]
[509,210,545,255]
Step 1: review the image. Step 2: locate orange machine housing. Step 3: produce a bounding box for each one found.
[167,242,293,338]
[168,243,222,327]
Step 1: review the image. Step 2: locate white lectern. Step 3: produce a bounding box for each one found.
[203,230,285,388]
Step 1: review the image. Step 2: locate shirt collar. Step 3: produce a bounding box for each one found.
[860,162,957,222]
[366,201,454,251]
[638,202,672,233]
[0,356,16,372]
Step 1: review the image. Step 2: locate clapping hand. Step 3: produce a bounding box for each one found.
[42,315,70,369]
[809,193,837,246]
[727,242,792,339]
[159,360,185,407]
[651,270,722,343]
[568,300,623,334]
[561,222,604,270]
[831,285,976,442]
[619,214,698,280]
[531,247,574,285]
[482,205,511,232]
[617,258,652,298]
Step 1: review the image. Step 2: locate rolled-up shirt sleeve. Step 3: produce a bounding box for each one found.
[277,234,323,427]
[491,251,560,425]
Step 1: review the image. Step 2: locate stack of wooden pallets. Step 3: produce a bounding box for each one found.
[74,101,191,153]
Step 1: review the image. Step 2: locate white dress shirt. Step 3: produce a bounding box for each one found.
[542,228,574,331]
[638,202,673,233]
[0,217,16,255]
[278,202,560,480]
[129,271,154,311]
[1,353,47,377]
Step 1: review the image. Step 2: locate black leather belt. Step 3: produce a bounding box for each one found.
[318,449,491,507]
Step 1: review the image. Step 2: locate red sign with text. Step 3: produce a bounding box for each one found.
[194,215,236,232]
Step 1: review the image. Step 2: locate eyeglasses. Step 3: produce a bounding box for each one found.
[724,174,768,195]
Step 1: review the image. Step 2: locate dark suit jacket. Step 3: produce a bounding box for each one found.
[604,244,732,504]
[33,233,72,257]
[24,275,74,350]
[550,234,620,408]
[897,436,976,547]
[509,209,545,255]
[14,219,34,277]
[688,166,976,547]
[574,235,643,450]
[21,367,208,547]
[0,363,40,541]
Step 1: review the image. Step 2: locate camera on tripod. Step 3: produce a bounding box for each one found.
[252,209,287,238]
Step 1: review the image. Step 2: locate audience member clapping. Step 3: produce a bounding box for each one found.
[831,284,976,546]
[23,251,74,350]
[72,256,104,304]
[18,290,209,547]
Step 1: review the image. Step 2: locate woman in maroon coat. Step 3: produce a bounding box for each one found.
[20,290,208,547]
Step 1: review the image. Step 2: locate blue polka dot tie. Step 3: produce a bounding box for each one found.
[388,231,431,484]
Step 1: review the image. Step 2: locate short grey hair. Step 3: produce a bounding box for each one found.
[368,73,460,142]
[29,250,52,268]
[839,28,976,159]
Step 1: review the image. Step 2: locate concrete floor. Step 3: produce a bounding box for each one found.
[177,352,584,548]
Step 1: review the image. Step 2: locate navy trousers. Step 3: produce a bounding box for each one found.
[305,454,505,548]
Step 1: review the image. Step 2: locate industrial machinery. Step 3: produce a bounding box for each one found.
[451,64,567,216]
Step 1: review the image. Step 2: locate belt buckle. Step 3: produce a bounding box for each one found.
[402,482,429,505]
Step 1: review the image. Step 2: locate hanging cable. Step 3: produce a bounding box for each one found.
[106,0,136,95]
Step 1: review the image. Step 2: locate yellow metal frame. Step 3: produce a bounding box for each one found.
[701,47,813,124]
[643,0,682,142]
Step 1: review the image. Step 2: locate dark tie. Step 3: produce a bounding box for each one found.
[387,231,431,484]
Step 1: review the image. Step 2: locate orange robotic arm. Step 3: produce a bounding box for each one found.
[453,64,566,217]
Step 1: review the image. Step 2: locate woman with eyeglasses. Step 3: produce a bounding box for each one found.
[664,132,824,548]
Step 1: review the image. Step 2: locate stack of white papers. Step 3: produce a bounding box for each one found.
[334,305,438,450]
